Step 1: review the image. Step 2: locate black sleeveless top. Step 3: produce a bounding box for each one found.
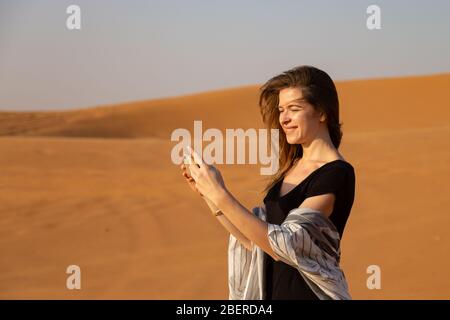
[263,159,355,300]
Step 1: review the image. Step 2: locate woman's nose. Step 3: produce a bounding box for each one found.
[280,113,291,125]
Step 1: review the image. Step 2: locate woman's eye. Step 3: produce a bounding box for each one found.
[278,106,301,112]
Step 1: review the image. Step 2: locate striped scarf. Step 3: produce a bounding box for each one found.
[228,205,351,300]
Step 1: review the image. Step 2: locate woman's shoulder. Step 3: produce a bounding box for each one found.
[332,159,354,172]
[320,158,354,173]
[305,160,355,198]
[310,159,355,186]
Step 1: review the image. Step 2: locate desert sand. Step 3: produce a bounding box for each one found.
[0,74,449,299]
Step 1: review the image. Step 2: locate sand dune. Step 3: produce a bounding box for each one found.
[1,74,449,139]
[0,74,449,299]
[0,86,262,139]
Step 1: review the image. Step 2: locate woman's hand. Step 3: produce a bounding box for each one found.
[180,163,203,196]
[183,146,227,205]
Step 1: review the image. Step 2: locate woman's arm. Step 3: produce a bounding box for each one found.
[181,161,252,250]
[201,195,252,250]
[185,146,279,260]
[214,189,279,261]
[214,211,253,251]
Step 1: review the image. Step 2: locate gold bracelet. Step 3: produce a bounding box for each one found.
[214,210,223,217]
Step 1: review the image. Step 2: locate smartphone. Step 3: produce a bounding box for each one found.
[183,154,195,180]
[183,154,220,214]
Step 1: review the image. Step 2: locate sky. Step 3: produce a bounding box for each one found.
[0,0,449,111]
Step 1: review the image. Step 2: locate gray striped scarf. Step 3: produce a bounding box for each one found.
[228,205,351,300]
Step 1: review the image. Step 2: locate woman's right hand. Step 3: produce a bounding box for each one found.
[180,163,203,196]
[180,163,221,214]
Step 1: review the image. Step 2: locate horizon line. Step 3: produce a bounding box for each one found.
[1,71,449,113]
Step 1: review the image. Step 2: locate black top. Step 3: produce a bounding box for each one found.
[263,159,355,300]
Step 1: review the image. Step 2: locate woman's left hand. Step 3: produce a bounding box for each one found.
[185,146,227,205]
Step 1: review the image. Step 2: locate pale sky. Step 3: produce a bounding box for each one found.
[1,0,449,111]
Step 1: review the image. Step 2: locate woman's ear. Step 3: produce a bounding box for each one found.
[319,112,327,123]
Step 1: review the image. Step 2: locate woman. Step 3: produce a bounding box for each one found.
[180,65,355,300]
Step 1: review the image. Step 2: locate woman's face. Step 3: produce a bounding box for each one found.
[278,87,325,145]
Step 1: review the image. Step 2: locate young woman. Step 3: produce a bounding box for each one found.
[180,65,355,300]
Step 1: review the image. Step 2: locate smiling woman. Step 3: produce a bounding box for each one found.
[180,65,356,300]
[255,65,355,300]
[259,65,344,194]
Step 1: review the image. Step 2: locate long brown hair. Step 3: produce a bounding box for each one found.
[259,65,343,194]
